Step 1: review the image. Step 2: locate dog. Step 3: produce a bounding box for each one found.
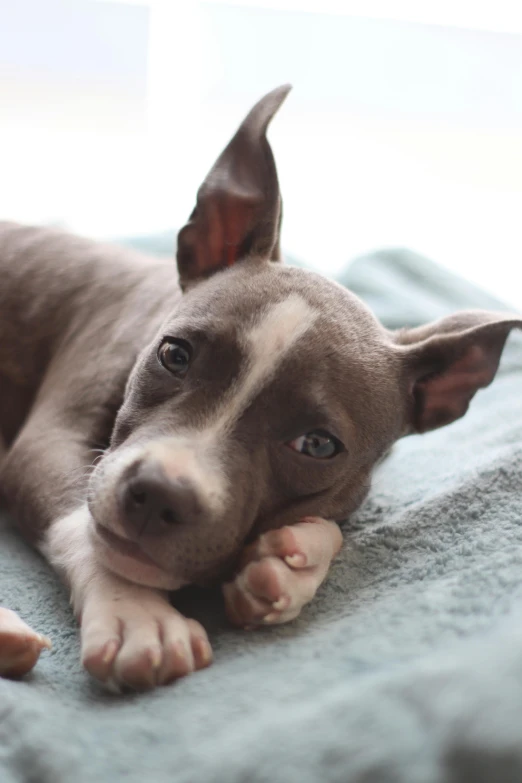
[0,85,520,689]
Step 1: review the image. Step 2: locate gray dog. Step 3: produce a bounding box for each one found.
[0,86,520,688]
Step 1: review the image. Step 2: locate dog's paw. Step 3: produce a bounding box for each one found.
[80,583,212,690]
[0,608,52,678]
[223,517,342,628]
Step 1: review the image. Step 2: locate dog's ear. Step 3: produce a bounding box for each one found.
[394,311,522,433]
[176,85,290,290]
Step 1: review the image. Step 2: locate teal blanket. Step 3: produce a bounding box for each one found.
[1,243,522,783]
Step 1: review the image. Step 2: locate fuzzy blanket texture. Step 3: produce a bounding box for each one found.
[1,244,522,783]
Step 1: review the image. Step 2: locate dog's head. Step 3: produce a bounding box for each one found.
[88,86,521,590]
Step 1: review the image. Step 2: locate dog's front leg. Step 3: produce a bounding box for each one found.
[223,518,343,627]
[0,415,96,677]
[43,506,212,689]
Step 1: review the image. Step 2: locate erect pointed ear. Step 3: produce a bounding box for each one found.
[395,311,522,433]
[176,84,290,291]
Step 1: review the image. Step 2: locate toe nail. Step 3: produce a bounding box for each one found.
[263,612,279,623]
[150,647,162,669]
[285,554,307,568]
[173,641,186,661]
[37,634,52,650]
[197,639,212,666]
[272,595,290,611]
[102,640,119,665]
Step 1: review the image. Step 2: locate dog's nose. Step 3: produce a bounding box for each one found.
[121,461,202,536]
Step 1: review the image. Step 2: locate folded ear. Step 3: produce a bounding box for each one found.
[395,311,522,433]
[176,84,290,291]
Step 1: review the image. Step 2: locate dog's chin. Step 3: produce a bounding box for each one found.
[89,523,187,591]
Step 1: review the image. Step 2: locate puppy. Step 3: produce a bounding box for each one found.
[0,86,520,688]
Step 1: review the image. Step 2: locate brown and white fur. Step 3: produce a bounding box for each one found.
[0,86,520,689]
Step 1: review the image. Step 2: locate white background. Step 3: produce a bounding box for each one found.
[0,0,521,306]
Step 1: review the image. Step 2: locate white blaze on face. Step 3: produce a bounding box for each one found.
[210,293,317,436]
[151,294,317,507]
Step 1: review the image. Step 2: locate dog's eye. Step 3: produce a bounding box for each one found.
[287,430,343,459]
[158,339,192,376]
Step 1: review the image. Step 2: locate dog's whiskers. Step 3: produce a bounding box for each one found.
[61,463,100,484]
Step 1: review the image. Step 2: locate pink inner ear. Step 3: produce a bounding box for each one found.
[415,344,497,431]
[194,195,259,275]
